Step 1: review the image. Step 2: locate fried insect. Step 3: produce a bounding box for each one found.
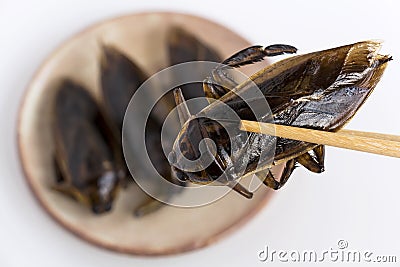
[169,41,391,198]
[99,45,148,180]
[100,46,165,216]
[53,80,122,213]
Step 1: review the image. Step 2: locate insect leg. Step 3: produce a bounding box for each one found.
[259,159,296,190]
[296,145,325,173]
[173,88,192,125]
[313,145,325,171]
[205,44,298,100]
[226,181,253,199]
[221,45,298,68]
[203,77,231,100]
[51,183,90,206]
[53,157,64,183]
[134,197,165,217]
[52,157,88,203]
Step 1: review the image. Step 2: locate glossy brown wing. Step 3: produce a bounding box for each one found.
[217,41,387,115]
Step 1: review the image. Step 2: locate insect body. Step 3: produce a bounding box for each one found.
[169,41,391,198]
[53,80,122,213]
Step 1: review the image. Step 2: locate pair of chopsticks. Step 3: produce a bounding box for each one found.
[239,120,400,158]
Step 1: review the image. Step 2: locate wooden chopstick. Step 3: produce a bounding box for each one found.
[239,120,400,158]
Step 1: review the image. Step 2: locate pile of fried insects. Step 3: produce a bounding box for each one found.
[53,26,391,216]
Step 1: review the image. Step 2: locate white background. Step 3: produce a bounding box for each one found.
[1,0,400,266]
